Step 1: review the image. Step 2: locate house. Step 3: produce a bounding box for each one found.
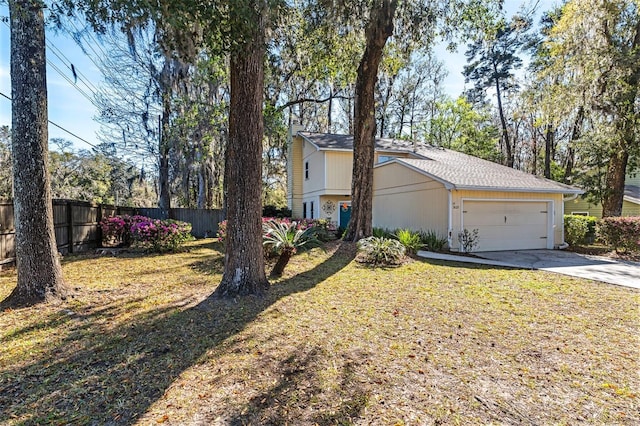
[286,126,583,252]
[564,173,640,218]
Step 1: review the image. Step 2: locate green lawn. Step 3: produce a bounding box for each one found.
[0,239,638,425]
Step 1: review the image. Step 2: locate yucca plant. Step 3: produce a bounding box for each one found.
[419,230,448,252]
[263,220,321,277]
[393,228,423,255]
[357,236,406,266]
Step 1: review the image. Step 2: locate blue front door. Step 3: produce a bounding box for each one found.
[339,203,351,228]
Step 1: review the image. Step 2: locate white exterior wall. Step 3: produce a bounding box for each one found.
[302,141,326,196]
[450,190,565,251]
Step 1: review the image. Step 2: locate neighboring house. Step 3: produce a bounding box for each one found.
[287,127,583,252]
[564,173,640,218]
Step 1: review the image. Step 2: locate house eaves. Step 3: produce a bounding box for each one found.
[376,158,584,195]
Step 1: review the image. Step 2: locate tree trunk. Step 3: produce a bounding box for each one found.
[493,64,513,167]
[543,123,554,179]
[214,2,269,297]
[344,0,398,242]
[2,0,68,308]
[602,150,628,217]
[563,105,583,183]
[602,18,640,217]
[158,78,171,219]
[270,248,294,278]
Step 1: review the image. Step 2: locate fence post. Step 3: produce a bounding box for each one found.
[97,204,103,248]
[66,201,74,254]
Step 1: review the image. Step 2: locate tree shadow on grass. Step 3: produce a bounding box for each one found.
[214,344,370,426]
[0,242,355,425]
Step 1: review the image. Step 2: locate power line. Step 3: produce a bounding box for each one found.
[1,20,102,110]
[46,39,101,95]
[0,91,99,149]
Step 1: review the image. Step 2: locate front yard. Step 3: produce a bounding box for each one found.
[0,239,638,425]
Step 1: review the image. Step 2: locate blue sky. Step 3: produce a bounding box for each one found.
[0,1,556,152]
[0,4,103,151]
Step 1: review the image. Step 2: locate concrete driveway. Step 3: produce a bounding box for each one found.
[417,249,640,289]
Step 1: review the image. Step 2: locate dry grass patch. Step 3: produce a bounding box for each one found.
[0,239,638,425]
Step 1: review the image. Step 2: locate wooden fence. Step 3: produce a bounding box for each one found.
[0,200,221,265]
[137,208,222,238]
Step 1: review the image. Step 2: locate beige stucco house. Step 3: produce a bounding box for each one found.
[287,127,583,252]
[564,173,640,218]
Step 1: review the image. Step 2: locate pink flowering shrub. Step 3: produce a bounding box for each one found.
[597,216,640,253]
[101,215,193,252]
[100,215,149,246]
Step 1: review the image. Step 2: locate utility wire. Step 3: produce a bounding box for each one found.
[0,91,99,149]
[1,20,101,109]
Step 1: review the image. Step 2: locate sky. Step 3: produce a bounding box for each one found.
[0,0,558,152]
[0,4,103,151]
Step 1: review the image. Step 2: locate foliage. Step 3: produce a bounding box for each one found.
[46,139,154,207]
[541,0,640,216]
[463,13,532,167]
[357,236,406,266]
[564,215,598,246]
[101,215,193,252]
[393,228,423,255]
[262,205,292,218]
[262,220,321,255]
[458,228,479,253]
[262,219,321,276]
[372,227,392,238]
[130,218,194,252]
[427,96,501,162]
[597,216,640,253]
[419,230,448,252]
[217,217,336,246]
[0,126,12,199]
[564,215,589,246]
[100,215,150,247]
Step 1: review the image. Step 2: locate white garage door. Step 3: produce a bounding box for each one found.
[462,200,550,252]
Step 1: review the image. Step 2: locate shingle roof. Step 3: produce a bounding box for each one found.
[298,131,583,194]
[299,132,415,152]
[624,185,640,204]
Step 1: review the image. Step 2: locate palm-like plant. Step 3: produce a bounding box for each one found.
[263,220,320,277]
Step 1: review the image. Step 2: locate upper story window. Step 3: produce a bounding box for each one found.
[305,161,309,179]
[378,155,396,164]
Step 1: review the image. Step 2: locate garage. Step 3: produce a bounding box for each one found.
[462,200,551,252]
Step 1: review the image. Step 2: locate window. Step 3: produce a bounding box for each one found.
[310,201,314,219]
[303,202,307,218]
[571,211,589,216]
[305,161,309,179]
[378,155,396,163]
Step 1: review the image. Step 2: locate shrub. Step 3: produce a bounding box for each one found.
[597,216,640,253]
[393,228,423,255]
[357,236,406,266]
[372,227,392,238]
[130,218,194,252]
[263,220,321,276]
[262,205,292,218]
[100,214,152,247]
[564,215,589,246]
[217,217,337,245]
[458,228,479,253]
[101,215,193,252]
[420,230,448,252]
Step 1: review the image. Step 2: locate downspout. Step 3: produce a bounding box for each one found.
[447,189,453,250]
[563,193,579,202]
